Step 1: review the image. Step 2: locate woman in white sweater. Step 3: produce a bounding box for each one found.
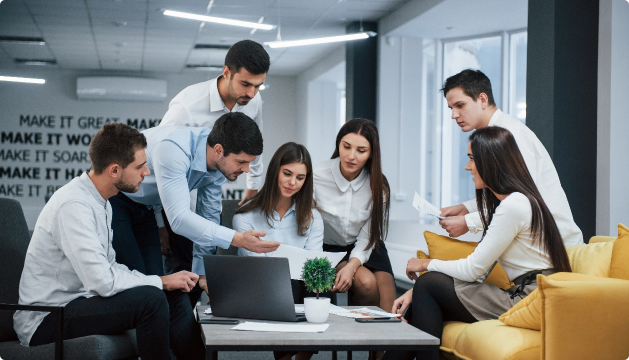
[384,127,572,360]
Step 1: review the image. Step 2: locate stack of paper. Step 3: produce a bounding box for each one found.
[231,321,329,333]
[329,305,401,319]
[412,192,444,220]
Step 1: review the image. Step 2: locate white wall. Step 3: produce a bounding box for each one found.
[597,0,629,236]
[0,67,298,228]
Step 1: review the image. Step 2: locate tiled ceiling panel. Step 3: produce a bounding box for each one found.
[0,0,410,74]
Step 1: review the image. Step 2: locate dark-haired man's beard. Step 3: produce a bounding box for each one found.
[227,82,252,106]
[115,174,140,193]
[216,157,243,182]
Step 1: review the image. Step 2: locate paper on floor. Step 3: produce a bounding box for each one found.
[231,321,329,333]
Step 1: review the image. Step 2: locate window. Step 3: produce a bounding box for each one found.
[418,31,527,222]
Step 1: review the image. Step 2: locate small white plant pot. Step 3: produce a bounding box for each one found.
[304,297,330,323]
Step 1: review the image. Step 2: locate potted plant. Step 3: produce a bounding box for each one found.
[301,257,336,323]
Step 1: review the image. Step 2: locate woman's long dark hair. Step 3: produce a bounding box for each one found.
[236,142,315,236]
[469,127,571,272]
[332,119,390,250]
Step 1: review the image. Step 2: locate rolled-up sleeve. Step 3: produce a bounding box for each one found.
[152,141,236,275]
[58,201,162,297]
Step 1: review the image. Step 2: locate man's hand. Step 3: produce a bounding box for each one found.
[158,226,170,256]
[198,275,211,304]
[160,271,198,292]
[439,216,469,238]
[391,289,413,322]
[440,204,469,217]
[238,189,259,206]
[231,230,280,253]
[406,258,431,281]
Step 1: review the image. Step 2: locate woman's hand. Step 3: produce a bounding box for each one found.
[332,264,355,293]
[406,258,431,281]
[391,289,413,322]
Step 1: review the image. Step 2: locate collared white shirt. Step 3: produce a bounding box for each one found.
[430,192,552,281]
[313,157,374,265]
[159,76,264,190]
[233,203,324,257]
[124,126,237,275]
[14,173,162,346]
[462,109,583,247]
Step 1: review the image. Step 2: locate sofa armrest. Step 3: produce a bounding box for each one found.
[0,303,65,360]
[539,276,629,360]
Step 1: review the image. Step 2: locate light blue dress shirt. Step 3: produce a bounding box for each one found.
[233,203,324,257]
[124,125,236,275]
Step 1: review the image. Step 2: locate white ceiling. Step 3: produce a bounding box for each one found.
[389,0,528,39]
[0,0,410,75]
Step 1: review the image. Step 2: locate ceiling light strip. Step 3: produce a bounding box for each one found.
[164,10,275,30]
[264,32,376,48]
[0,76,45,84]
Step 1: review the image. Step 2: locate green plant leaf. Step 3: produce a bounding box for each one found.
[301,257,336,295]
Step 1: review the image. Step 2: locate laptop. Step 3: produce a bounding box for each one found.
[203,255,306,322]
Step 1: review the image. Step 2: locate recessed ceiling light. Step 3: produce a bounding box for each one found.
[164,10,275,30]
[0,36,46,45]
[15,59,57,66]
[265,32,376,48]
[185,64,223,71]
[0,75,45,84]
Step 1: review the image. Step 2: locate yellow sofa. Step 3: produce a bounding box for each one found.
[416,230,629,360]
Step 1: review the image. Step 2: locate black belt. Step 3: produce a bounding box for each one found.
[508,269,555,299]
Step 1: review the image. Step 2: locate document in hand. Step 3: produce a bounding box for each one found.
[231,321,329,333]
[268,244,346,280]
[412,192,445,220]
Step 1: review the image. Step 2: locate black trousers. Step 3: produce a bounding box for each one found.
[382,272,477,360]
[30,286,206,360]
[110,193,203,306]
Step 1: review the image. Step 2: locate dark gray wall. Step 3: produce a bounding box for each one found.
[346,21,378,122]
[526,0,599,241]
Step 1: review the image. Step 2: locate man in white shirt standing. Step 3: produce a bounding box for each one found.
[14,123,205,360]
[438,69,583,247]
[157,40,269,282]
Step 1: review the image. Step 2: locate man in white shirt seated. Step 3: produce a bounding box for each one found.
[438,69,583,247]
[14,123,205,360]
[153,40,270,291]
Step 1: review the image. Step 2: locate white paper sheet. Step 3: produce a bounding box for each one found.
[231,321,329,333]
[204,306,212,314]
[268,244,347,280]
[412,192,445,220]
[329,306,402,319]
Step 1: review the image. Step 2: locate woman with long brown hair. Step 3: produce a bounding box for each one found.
[313,118,397,317]
[385,127,571,360]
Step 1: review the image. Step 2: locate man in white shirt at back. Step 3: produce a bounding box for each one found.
[438,69,583,247]
[157,40,269,280]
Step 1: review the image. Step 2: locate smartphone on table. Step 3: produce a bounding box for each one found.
[355,317,402,323]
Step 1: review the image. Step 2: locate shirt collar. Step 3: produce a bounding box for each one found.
[190,134,209,172]
[209,76,227,113]
[487,109,503,127]
[330,157,368,192]
[273,202,297,218]
[80,172,106,207]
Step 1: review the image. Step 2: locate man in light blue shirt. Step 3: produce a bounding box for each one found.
[110,113,280,304]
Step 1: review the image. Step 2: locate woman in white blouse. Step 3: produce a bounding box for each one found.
[313,119,396,316]
[384,127,572,360]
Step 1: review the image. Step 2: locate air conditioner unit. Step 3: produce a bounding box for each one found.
[76,77,167,102]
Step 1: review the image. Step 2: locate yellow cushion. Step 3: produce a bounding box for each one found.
[423,231,514,290]
[588,235,616,243]
[499,273,622,331]
[565,239,614,277]
[539,273,629,360]
[441,321,469,356]
[453,320,541,360]
[610,223,629,280]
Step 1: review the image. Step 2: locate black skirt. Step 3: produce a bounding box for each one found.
[323,241,393,275]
